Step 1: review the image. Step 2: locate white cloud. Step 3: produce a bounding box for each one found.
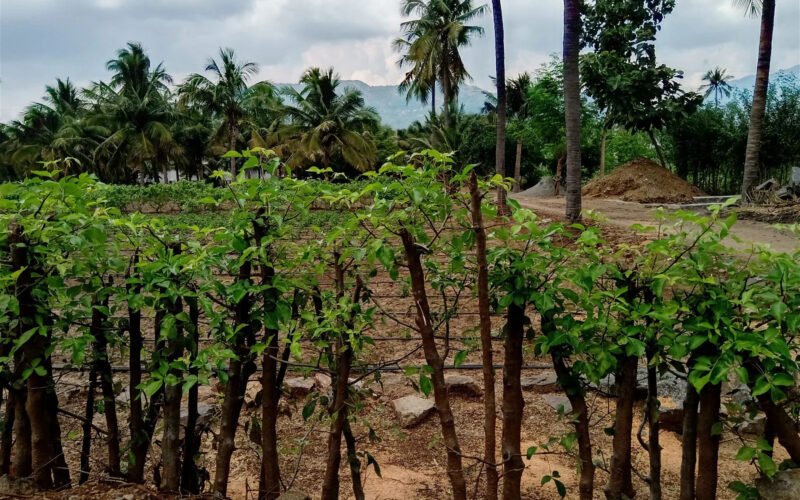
[0,0,798,121]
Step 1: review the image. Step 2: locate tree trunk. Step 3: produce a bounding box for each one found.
[696,383,721,500]
[181,296,201,494]
[0,385,16,475]
[563,0,582,223]
[160,245,184,492]
[469,171,498,500]
[600,126,608,177]
[343,420,365,500]
[94,297,121,477]
[502,303,525,499]
[229,123,238,176]
[400,229,467,500]
[513,141,522,193]
[551,349,594,500]
[741,0,775,198]
[431,84,437,117]
[646,347,662,500]
[321,343,353,500]
[647,130,668,170]
[679,383,699,500]
[126,255,146,483]
[213,261,256,497]
[9,227,31,479]
[257,214,283,500]
[492,0,507,215]
[130,309,166,483]
[79,362,98,485]
[605,356,638,499]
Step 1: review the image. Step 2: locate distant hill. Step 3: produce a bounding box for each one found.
[709,65,800,104]
[278,80,489,129]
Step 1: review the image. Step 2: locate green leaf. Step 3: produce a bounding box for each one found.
[454,350,468,368]
[735,446,756,461]
[302,399,317,421]
[419,374,432,397]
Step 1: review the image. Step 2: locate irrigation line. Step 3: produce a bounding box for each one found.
[50,362,552,374]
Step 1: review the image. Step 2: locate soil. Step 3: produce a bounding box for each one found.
[512,194,800,254]
[582,158,706,204]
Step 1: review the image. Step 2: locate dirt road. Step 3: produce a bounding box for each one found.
[512,194,799,254]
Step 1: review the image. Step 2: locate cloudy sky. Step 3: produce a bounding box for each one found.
[1,0,798,121]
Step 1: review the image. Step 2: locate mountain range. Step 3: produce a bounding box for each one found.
[278,65,799,129]
[279,80,488,129]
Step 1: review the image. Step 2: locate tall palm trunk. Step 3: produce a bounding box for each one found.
[741,0,775,199]
[513,141,522,192]
[492,0,507,211]
[563,0,582,223]
[229,121,238,176]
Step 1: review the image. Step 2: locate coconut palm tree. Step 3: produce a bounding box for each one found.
[737,0,776,199]
[1,78,102,175]
[395,0,487,128]
[491,0,507,216]
[90,44,181,183]
[280,67,380,173]
[700,67,735,106]
[178,48,276,175]
[563,0,583,224]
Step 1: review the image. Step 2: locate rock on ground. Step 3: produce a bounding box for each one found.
[757,468,800,500]
[277,491,312,500]
[444,374,483,397]
[541,394,572,413]
[283,377,315,398]
[245,380,262,407]
[658,397,685,434]
[521,372,559,393]
[392,395,436,428]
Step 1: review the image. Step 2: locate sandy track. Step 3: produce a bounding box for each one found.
[512,194,799,254]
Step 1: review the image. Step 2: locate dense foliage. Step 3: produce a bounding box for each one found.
[1,153,798,498]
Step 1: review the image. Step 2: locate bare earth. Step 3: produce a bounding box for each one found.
[513,194,800,254]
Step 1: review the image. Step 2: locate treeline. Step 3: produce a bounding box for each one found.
[1,152,799,498]
[0,44,390,183]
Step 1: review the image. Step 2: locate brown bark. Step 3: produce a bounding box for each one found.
[513,141,523,193]
[160,245,184,492]
[551,349,594,500]
[343,420,365,500]
[647,130,668,170]
[126,254,145,483]
[321,343,353,500]
[258,214,283,500]
[741,0,775,198]
[9,227,31,479]
[605,356,638,499]
[213,261,257,497]
[679,383,699,500]
[502,303,526,499]
[181,296,201,494]
[469,171,498,499]
[696,383,722,500]
[400,229,467,500]
[563,0,582,223]
[130,309,166,483]
[599,127,607,177]
[93,295,121,477]
[0,386,16,475]
[229,123,238,176]
[646,349,662,500]
[79,363,97,484]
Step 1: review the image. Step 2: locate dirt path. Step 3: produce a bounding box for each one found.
[513,194,799,254]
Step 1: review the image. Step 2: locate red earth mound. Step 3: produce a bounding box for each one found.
[582,158,705,204]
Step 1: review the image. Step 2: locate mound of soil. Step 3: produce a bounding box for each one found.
[518,176,556,198]
[583,158,705,204]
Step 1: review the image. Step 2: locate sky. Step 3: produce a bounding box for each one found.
[0,0,798,121]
